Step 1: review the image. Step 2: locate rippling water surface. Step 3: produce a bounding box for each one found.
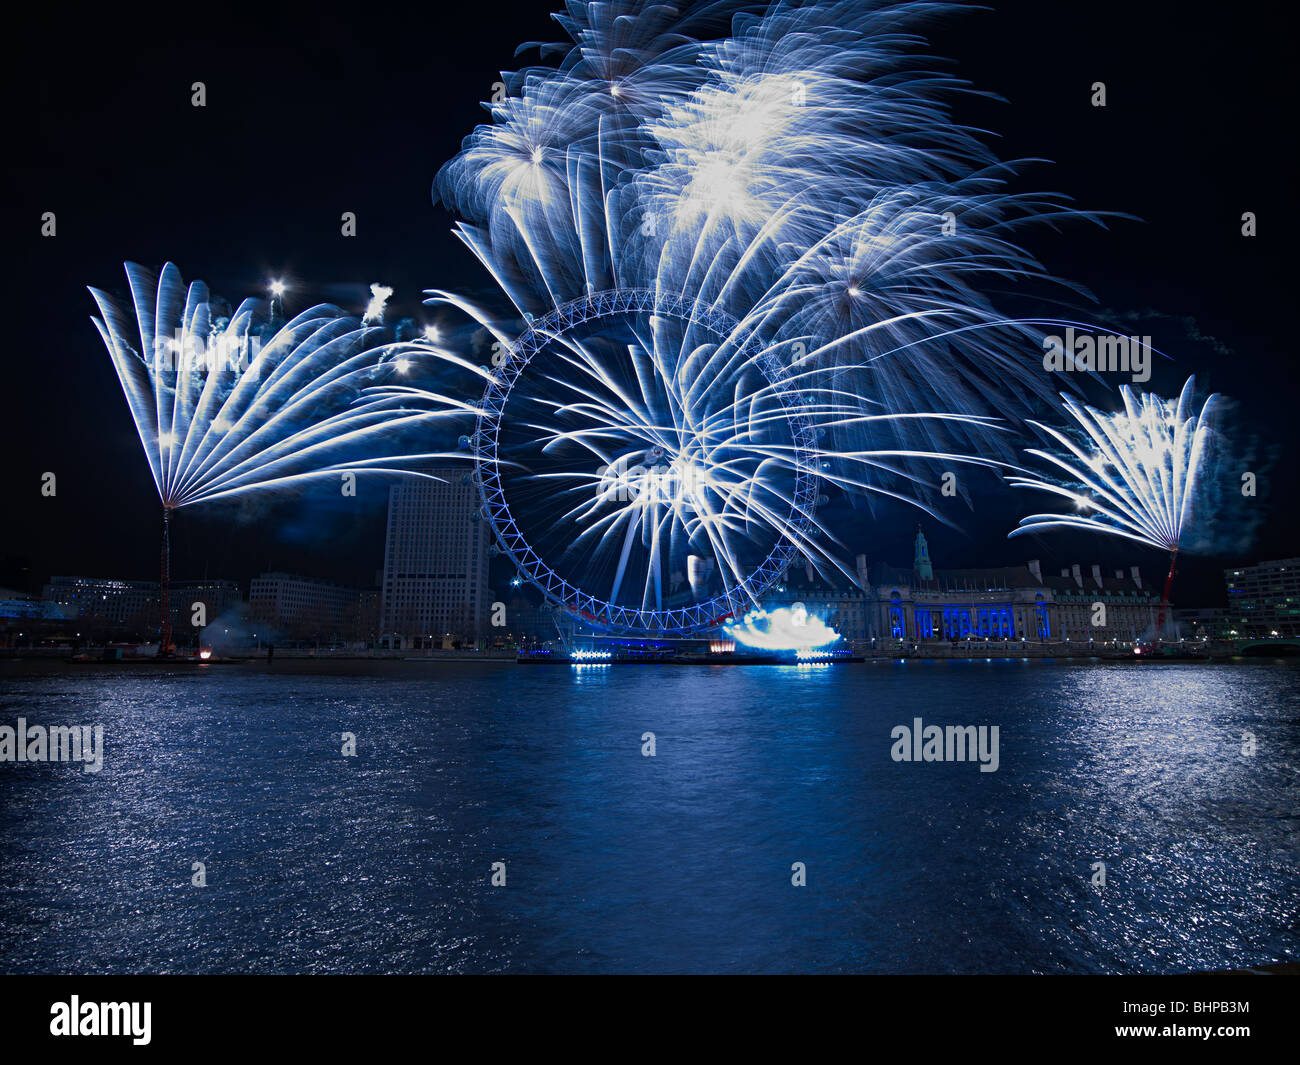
[0,658,1296,973]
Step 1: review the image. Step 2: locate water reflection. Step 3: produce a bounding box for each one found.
[0,659,1295,973]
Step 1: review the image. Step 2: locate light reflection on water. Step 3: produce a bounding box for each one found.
[0,658,1295,973]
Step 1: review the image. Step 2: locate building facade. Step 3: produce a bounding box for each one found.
[1174,607,1231,640]
[249,572,375,643]
[767,528,1163,650]
[379,467,492,647]
[1224,558,1300,637]
[43,576,249,642]
[169,580,243,639]
[43,576,159,634]
[0,589,77,646]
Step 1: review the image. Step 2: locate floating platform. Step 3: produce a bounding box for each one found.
[67,654,244,665]
[518,652,862,665]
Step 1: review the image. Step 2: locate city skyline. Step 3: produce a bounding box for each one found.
[10,527,1297,647]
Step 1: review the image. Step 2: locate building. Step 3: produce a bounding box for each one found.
[767,527,1162,649]
[1174,607,1231,640]
[43,575,249,644]
[1044,562,1163,645]
[490,594,565,648]
[249,573,376,644]
[43,576,159,635]
[379,467,492,647]
[169,580,243,639]
[0,589,77,646]
[1224,558,1300,637]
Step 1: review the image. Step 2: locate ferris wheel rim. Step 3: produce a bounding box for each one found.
[473,287,819,637]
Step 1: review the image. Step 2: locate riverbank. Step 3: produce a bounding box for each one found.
[1,650,1296,678]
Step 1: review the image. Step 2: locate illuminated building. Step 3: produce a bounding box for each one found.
[379,467,492,647]
[767,528,1162,649]
[1224,559,1300,637]
[44,576,158,630]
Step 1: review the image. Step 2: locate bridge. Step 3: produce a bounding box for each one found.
[1228,637,1300,656]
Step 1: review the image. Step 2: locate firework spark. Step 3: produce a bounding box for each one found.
[89,262,461,510]
[362,283,394,325]
[410,0,1102,634]
[1008,377,1219,554]
[1008,377,1220,636]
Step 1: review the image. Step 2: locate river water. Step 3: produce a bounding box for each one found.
[0,658,1296,973]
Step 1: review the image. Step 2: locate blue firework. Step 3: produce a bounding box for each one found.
[1008,377,1223,637]
[89,262,462,509]
[402,0,1102,635]
[89,262,464,650]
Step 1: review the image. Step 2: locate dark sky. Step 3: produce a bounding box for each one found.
[3,0,1295,607]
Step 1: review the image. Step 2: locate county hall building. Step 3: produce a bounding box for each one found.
[769,527,1164,651]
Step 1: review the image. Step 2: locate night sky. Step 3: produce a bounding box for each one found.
[4,0,1295,607]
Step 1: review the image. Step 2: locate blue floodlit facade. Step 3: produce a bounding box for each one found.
[764,529,1160,651]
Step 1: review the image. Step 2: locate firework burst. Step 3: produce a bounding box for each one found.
[89,262,462,648]
[1008,376,1221,635]
[412,0,1103,634]
[89,262,462,510]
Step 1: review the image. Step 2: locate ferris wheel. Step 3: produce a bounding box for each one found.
[471,288,820,636]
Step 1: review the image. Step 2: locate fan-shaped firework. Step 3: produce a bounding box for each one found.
[1008,376,1220,635]
[89,262,459,509]
[89,261,462,649]
[408,0,1101,635]
[1008,377,1218,553]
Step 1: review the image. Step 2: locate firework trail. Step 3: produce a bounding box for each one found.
[400,0,1104,634]
[89,262,465,508]
[1008,376,1220,636]
[89,261,465,648]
